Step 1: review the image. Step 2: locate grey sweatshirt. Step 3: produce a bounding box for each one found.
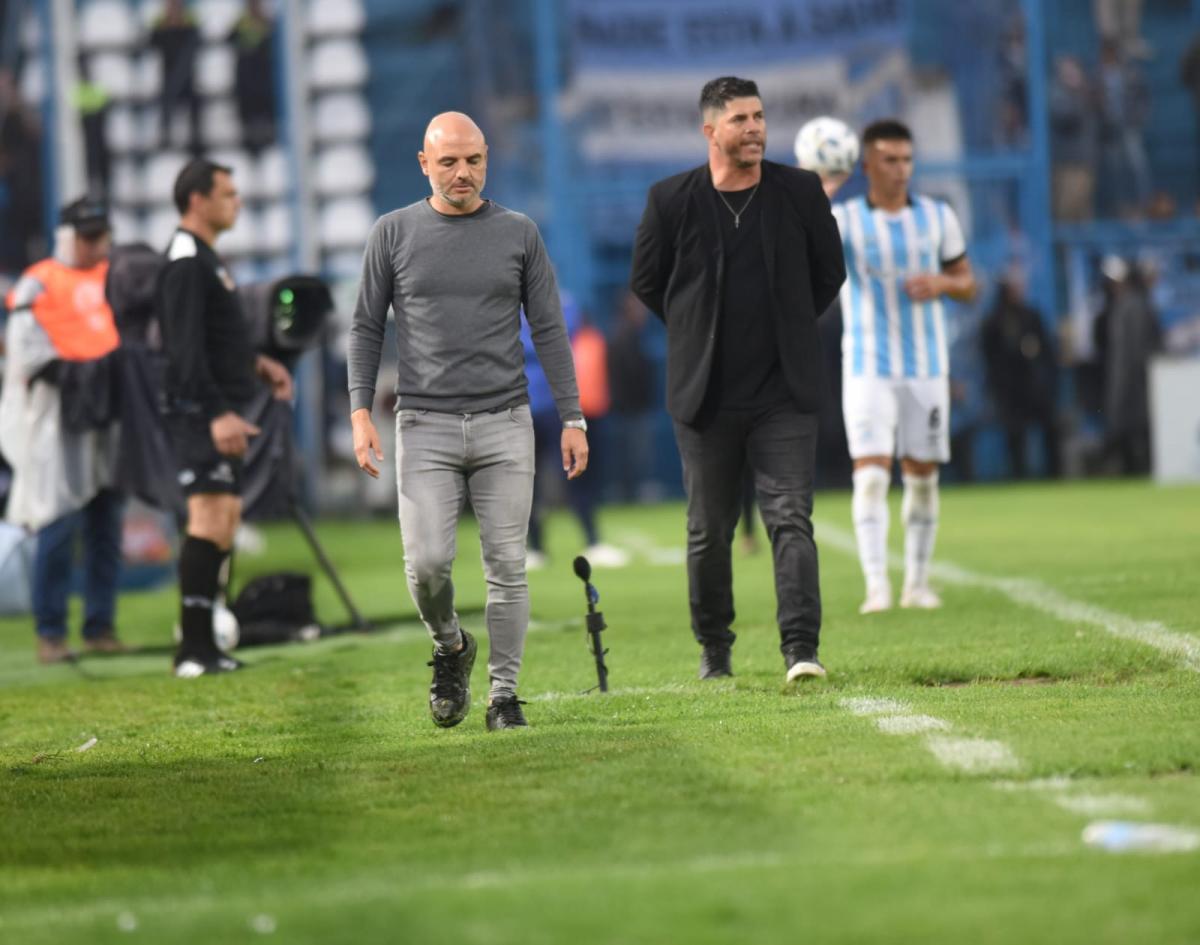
[347,199,582,420]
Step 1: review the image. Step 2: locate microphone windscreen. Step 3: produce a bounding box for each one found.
[573,555,591,582]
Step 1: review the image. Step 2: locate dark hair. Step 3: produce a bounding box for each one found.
[173,158,232,215]
[699,76,760,115]
[861,119,913,150]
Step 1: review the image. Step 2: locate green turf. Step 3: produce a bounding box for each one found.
[1,479,1198,944]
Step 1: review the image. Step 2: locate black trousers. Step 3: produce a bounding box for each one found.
[672,403,821,657]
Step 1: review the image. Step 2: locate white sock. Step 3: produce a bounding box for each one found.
[902,471,939,590]
[851,465,890,591]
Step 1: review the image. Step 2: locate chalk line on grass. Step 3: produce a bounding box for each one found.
[816,523,1200,672]
[925,736,1020,774]
[876,714,951,735]
[1053,794,1153,817]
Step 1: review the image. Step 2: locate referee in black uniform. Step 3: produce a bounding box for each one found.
[156,158,292,677]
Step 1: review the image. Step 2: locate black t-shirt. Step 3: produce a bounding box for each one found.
[157,228,257,418]
[705,182,791,413]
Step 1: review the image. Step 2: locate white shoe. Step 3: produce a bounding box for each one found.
[900,585,943,609]
[584,543,630,568]
[859,581,893,615]
[786,657,827,682]
[525,550,548,571]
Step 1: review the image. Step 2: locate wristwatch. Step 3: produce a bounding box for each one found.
[564,418,588,433]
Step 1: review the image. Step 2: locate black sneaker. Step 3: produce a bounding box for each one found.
[485,695,528,731]
[427,629,476,728]
[698,643,733,679]
[173,649,244,678]
[784,648,826,682]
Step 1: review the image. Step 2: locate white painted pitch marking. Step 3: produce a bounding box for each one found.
[611,529,687,565]
[925,736,1021,774]
[839,698,1016,773]
[1053,794,1153,817]
[840,696,910,717]
[993,777,1075,793]
[528,682,734,703]
[876,714,951,735]
[816,522,1200,672]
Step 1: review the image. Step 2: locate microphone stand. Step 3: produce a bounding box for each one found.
[574,556,609,692]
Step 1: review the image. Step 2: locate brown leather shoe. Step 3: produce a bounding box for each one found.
[37,638,77,664]
[83,633,129,655]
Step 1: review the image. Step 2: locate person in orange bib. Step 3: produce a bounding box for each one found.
[0,198,126,664]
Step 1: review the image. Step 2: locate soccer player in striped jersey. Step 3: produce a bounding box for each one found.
[826,120,977,613]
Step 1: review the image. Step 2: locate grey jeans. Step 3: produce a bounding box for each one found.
[395,405,535,698]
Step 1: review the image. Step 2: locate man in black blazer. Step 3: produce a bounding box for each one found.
[630,76,845,683]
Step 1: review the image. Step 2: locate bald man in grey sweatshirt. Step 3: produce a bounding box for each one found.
[349,113,587,732]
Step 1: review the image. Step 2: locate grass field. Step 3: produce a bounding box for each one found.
[1,479,1198,944]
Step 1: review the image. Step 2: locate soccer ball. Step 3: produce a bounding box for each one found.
[794,116,860,177]
[172,603,241,651]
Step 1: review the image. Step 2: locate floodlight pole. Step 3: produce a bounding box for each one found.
[38,0,86,228]
[277,0,323,508]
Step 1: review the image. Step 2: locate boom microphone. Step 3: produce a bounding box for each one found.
[573,555,591,582]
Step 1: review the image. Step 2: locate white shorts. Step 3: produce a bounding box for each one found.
[842,375,951,463]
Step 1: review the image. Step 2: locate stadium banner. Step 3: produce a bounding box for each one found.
[564,0,912,161]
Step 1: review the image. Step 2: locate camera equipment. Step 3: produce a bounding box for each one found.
[239,276,333,370]
[106,247,370,633]
[573,555,609,692]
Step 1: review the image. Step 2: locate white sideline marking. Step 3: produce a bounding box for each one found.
[611,529,687,565]
[529,682,734,703]
[876,714,950,735]
[838,698,1019,774]
[840,696,909,716]
[925,736,1020,773]
[1053,794,1152,817]
[993,777,1075,793]
[816,523,1200,673]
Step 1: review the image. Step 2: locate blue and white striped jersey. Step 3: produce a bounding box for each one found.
[831,195,967,379]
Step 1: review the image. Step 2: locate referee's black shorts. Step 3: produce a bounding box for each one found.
[168,415,243,498]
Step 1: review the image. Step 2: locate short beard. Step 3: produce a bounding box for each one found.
[724,141,762,169]
[438,185,477,208]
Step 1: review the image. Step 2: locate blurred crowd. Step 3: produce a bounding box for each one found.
[3,0,1199,506]
[0,0,275,279]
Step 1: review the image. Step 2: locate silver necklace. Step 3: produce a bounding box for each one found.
[715,183,759,229]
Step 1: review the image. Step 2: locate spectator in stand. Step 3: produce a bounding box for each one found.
[606,290,657,501]
[981,270,1060,479]
[1096,39,1152,218]
[1093,0,1149,59]
[525,292,628,570]
[229,0,277,155]
[1050,55,1097,222]
[75,55,112,200]
[1180,33,1200,206]
[0,68,45,272]
[997,15,1029,148]
[150,0,203,153]
[1093,256,1160,475]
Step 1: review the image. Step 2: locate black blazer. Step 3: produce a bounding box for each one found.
[630,160,845,423]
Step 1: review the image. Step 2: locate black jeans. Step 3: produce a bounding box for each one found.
[673,403,821,657]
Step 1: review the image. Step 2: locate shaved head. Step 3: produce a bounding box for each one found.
[423,111,486,151]
[419,112,489,215]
